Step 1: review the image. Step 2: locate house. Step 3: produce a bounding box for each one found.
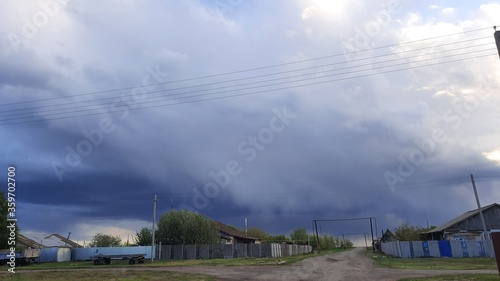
[216,221,261,244]
[17,233,44,249]
[18,233,82,248]
[17,233,82,263]
[43,234,82,248]
[423,203,500,240]
[380,229,396,243]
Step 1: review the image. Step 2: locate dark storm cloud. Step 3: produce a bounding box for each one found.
[1,1,499,242]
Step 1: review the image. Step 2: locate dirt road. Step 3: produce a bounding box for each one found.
[11,248,497,280]
[156,247,497,281]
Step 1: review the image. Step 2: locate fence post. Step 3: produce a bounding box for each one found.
[491,230,500,276]
[398,241,402,258]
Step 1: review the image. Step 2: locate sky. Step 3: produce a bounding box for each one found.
[1,0,500,245]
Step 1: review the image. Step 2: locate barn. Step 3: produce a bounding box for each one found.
[423,203,500,240]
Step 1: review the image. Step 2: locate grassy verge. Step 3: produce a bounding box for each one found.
[399,274,500,281]
[15,247,349,271]
[368,250,497,270]
[0,270,216,281]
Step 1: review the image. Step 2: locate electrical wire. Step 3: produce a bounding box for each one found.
[0,37,492,117]
[0,27,493,107]
[0,28,497,125]
[1,53,496,125]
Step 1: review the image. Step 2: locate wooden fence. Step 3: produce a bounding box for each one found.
[381,240,495,258]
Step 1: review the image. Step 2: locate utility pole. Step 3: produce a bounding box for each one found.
[470,174,488,239]
[245,218,248,238]
[151,194,157,261]
[494,26,500,59]
[370,218,375,253]
[314,220,321,253]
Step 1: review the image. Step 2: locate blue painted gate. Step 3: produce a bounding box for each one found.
[438,240,452,257]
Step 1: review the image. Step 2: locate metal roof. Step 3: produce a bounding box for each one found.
[426,203,500,234]
[20,233,82,248]
[215,221,260,241]
[17,233,44,248]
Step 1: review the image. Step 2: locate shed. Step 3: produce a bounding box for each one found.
[423,203,500,240]
[39,247,71,262]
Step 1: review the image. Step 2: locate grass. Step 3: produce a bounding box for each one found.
[399,274,500,281]
[15,248,348,271]
[369,250,497,270]
[0,270,216,281]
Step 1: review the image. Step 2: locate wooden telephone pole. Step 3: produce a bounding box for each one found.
[470,174,488,239]
[151,194,157,261]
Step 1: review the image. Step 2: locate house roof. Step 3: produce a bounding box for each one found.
[44,234,82,248]
[18,233,44,248]
[426,203,500,234]
[20,233,82,248]
[382,229,396,238]
[215,221,260,241]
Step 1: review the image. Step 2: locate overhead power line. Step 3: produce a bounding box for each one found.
[2,53,495,126]
[0,27,493,107]
[0,27,497,125]
[0,47,494,122]
[0,37,492,118]
[1,52,495,125]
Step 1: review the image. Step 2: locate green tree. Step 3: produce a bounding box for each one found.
[309,234,352,251]
[246,227,269,240]
[321,234,336,250]
[290,227,308,243]
[89,233,122,247]
[337,236,354,248]
[394,222,426,241]
[157,210,219,245]
[266,234,288,243]
[134,227,153,246]
[0,191,10,249]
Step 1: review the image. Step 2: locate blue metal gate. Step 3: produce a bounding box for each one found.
[438,240,452,257]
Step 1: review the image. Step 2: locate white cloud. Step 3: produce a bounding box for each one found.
[483,150,500,165]
[441,7,455,15]
[301,6,317,20]
[71,219,150,246]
